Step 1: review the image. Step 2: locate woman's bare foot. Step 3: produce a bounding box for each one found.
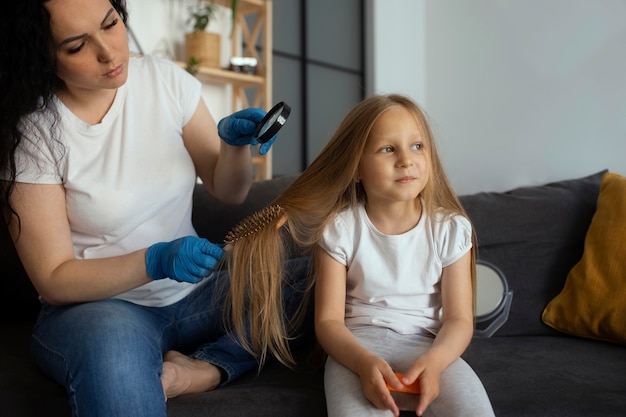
[160,350,223,400]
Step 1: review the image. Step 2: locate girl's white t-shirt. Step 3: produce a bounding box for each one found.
[319,203,472,335]
[14,55,204,307]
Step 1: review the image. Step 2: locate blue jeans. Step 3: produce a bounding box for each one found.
[30,257,311,417]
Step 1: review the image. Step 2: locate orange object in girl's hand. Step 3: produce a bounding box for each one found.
[386,372,420,394]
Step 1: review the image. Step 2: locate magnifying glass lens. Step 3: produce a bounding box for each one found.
[254,102,291,144]
[260,108,282,135]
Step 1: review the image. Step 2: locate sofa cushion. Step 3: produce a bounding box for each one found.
[460,171,606,336]
[0,222,40,324]
[167,360,326,417]
[542,172,626,345]
[0,322,71,417]
[463,335,626,417]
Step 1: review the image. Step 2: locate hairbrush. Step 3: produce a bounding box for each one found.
[224,204,285,244]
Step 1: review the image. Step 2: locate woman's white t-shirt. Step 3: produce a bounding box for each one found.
[319,203,472,335]
[13,55,204,307]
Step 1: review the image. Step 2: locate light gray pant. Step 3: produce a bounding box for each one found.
[323,326,495,417]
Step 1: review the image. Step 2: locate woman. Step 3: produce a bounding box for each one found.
[0,1,280,416]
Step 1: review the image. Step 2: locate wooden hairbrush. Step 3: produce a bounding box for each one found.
[224,204,285,244]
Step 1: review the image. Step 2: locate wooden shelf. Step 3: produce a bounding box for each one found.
[213,0,267,14]
[197,0,273,181]
[176,63,264,87]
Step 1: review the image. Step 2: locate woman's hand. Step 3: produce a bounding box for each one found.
[217,108,276,155]
[146,236,224,283]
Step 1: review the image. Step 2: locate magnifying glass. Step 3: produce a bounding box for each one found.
[253,101,291,144]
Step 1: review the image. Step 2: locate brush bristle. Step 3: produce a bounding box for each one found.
[224,205,284,244]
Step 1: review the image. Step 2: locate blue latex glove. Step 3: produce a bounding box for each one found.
[145,236,225,284]
[217,108,276,155]
[257,133,277,155]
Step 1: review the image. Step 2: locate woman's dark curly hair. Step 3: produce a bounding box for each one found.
[0,0,128,222]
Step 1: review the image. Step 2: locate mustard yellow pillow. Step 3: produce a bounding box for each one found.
[542,172,626,345]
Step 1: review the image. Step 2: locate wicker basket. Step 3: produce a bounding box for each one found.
[185,31,220,68]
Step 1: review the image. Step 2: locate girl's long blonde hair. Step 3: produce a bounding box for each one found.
[224,94,475,367]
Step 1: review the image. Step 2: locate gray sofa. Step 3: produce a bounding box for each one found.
[2,170,625,416]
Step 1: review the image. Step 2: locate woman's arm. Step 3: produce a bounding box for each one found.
[182,99,253,204]
[314,248,401,416]
[8,182,152,305]
[404,250,474,415]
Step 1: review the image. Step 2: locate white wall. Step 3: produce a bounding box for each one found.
[367,0,626,194]
[130,1,626,193]
[127,0,233,119]
[366,0,426,105]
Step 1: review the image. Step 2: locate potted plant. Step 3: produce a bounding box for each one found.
[184,1,221,68]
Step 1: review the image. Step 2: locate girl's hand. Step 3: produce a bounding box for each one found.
[402,356,442,416]
[356,355,402,417]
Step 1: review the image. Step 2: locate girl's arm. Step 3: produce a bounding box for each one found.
[8,182,152,305]
[403,250,474,416]
[314,248,402,416]
[182,99,253,205]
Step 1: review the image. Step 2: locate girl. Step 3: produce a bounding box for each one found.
[0,1,282,416]
[224,94,495,416]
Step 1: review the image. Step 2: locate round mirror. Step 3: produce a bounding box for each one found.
[475,263,505,319]
[474,260,513,338]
